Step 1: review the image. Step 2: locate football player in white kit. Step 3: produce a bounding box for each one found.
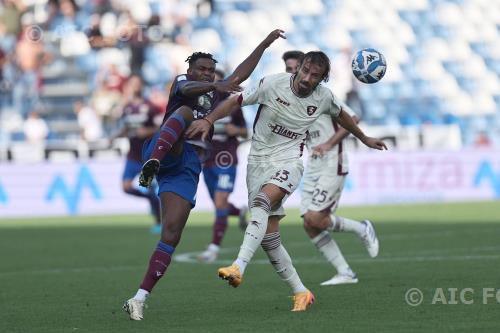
[186,51,387,311]
[282,51,379,286]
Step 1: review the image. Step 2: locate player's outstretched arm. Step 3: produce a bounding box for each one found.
[185,94,241,141]
[180,78,242,98]
[226,29,286,85]
[334,109,387,150]
[180,28,285,98]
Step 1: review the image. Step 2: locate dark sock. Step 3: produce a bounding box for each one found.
[228,203,241,216]
[139,241,175,292]
[211,208,229,246]
[150,114,186,161]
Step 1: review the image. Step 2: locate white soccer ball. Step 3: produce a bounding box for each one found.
[351,48,387,84]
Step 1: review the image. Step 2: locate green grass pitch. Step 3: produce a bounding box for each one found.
[1,201,499,332]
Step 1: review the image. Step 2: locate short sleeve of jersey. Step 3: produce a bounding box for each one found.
[173,75,189,98]
[340,100,357,117]
[240,77,268,107]
[324,90,343,118]
[333,92,357,118]
[231,107,247,128]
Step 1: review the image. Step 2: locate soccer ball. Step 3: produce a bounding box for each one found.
[351,48,387,84]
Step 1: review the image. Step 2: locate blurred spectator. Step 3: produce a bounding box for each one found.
[91,0,112,15]
[0,0,25,52]
[99,63,127,93]
[196,0,213,18]
[45,0,60,28]
[85,13,115,49]
[49,0,86,35]
[0,47,8,104]
[474,131,492,148]
[23,110,49,143]
[91,63,126,124]
[74,100,103,142]
[149,80,173,112]
[118,11,148,75]
[13,13,51,116]
[0,48,5,80]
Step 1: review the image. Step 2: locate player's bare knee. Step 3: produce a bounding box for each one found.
[160,226,182,246]
[260,184,285,208]
[304,211,327,229]
[302,217,314,231]
[266,218,280,233]
[214,192,229,209]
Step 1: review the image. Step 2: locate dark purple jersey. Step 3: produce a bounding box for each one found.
[205,107,246,168]
[122,99,160,162]
[162,74,229,147]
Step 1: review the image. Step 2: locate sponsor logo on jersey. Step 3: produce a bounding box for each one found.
[275,97,290,106]
[307,105,318,116]
[307,130,320,139]
[268,123,300,139]
[198,95,212,109]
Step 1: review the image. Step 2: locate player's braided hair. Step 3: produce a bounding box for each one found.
[185,52,218,66]
[301,51,331,82]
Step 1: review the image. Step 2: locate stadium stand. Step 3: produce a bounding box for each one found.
[1,0,499,161]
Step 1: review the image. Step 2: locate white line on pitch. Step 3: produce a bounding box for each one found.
[1,252,499,278]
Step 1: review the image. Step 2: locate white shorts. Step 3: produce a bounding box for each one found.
[247,159,304,218]
[300,168,346,216]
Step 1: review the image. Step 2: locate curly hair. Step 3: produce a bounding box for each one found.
[185,52,218,66]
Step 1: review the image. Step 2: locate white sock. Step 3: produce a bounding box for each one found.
[208,243,220,253]
[261,232,307,293]
[311,231,351,275]
[133,289,149,302]
[329,215,365,237]
[233,258,247,274]
[235,192,271,273]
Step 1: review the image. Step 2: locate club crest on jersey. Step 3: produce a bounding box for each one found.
[198,95,212,109]
[306,105,318,116]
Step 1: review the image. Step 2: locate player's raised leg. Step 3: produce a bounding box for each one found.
[139,106,194,188]
[124,192,192,320]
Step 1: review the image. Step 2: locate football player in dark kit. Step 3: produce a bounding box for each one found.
[112,75,162,232]
[123,29,286,321]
